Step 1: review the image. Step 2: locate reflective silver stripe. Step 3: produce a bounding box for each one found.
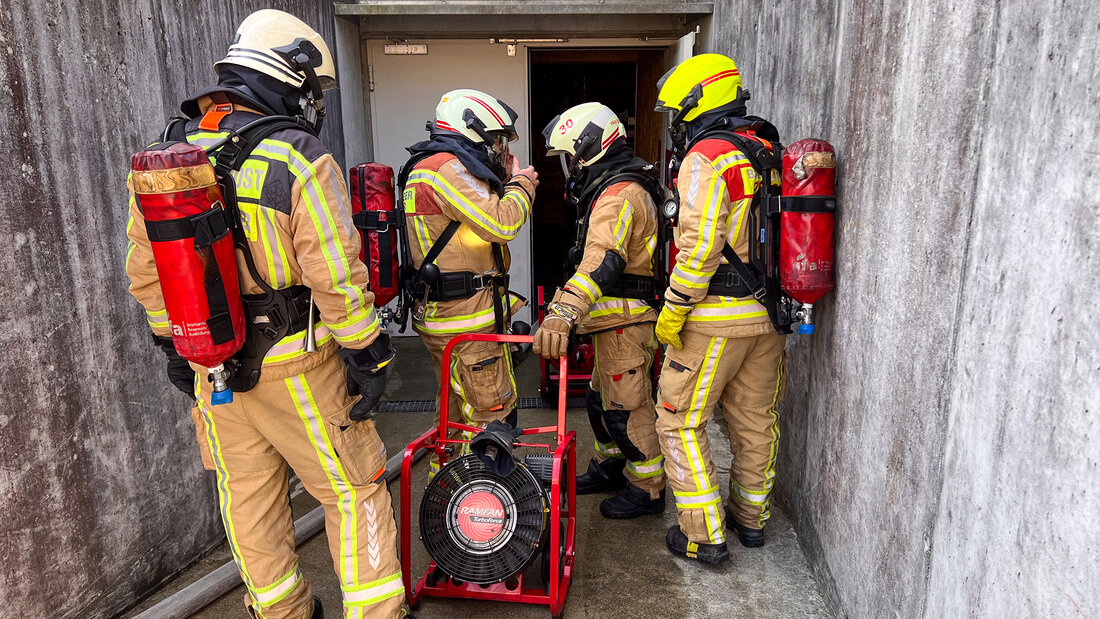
[671,265,712,286]
[287,376,359,584]
[264,324,333,362]
[594,440,623,458]
[686,173,726,272]
[689,303,767,318]
[732,483,770,505]
[712,152,748,170]
[343,573,404,605]
[407,170,523,240]
[253,565,303,606]
[674,486,722,509]
[329,308,381,343]
[685,155,702,205]
[627,455,665,475]
[259,209,289,288]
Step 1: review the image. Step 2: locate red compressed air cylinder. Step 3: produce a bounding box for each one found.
[131,142,246,368]
[780,139,837,306]
[350,163,400,308]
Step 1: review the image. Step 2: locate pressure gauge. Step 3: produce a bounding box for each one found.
[661,198,680,221]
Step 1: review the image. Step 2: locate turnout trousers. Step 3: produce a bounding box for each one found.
[191,348,405,619]
[415,325,519,476]
[656,329,786,544]
[587,323,666,498]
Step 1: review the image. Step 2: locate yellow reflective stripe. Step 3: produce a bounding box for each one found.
[670,264,714,289]
[329,307,381,344]
[504,187,531,219]
[264,327,335,364]
[626,454,664,477]
[288,375,360,585]
[731,480,770,505]
[595,439,623,459]
[565,272,600,304]
[412,216,431,256]
[646,234,657,261]
[676,336,727,543]
[589,297,652,318]
[415,306,496,334]
[257,140,365,314]
[195,392,257,593]
[756,353,784,527]
[253,565,303,607]
[612,199,633,251]
[407,170,524,240]
[674,485,722,509]
[344,572,405,607]
[687,300,768,322]
[726,195,753,256]
[685,171,727,272]
[715,156,750,174]
[257,208,290,288]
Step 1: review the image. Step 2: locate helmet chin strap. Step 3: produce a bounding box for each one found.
[274,39,326,132]
[461,108,507,175]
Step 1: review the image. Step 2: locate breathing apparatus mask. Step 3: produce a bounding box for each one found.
[273,39,328,132]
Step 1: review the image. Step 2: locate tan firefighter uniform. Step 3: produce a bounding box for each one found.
[657,134,787,545]
[127,98,404,618]
[550,180,665,497]
[402,152,535,473]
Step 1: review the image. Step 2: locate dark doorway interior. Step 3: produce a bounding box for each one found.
[527,48,666,299]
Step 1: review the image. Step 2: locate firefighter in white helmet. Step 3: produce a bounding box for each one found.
[398,89,538,475]
[126,10,406,618]
[653,53,787,565]
[533,103,667,519]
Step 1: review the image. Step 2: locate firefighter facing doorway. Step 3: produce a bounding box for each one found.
[528,48,666,298]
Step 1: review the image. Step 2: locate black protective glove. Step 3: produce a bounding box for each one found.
[469,418,524,476]
[153,335,196,399]
[339,333,396,422]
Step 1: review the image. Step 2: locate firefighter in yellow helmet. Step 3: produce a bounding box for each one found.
[126,10,407,618]
[532,102,667,518]
[653,54,787,564]
[398,89,539,475]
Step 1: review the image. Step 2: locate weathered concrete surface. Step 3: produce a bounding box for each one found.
[0,2,344,617]
[701,0,1100,616]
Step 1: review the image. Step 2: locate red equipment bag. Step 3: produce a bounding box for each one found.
[349,163,401,308]
[131,141,246,367]
[780,139,837,333]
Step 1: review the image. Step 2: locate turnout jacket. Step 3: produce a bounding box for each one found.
[126,97,382,377]
[667,135,774,338]
[402,152,535,335]
[555,180,660,334]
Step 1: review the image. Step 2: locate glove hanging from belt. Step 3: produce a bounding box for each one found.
[339,333,396,422]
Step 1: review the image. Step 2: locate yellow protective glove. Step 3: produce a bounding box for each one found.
[655,303,691,349]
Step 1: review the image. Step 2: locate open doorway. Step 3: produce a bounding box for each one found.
[527,48,667,299]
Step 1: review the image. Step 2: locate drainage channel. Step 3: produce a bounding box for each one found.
[376,397,585,413]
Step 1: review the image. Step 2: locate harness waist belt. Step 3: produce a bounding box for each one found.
[601,274,658,301]
[707,264,754,297]
[408,270,504,302]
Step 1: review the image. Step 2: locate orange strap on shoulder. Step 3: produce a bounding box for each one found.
[199,103,234,131]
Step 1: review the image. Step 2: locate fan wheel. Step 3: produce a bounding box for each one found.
[420,454,548,584]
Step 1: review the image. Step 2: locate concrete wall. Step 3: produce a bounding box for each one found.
[701,0,1100,616]
[0,2,344,617]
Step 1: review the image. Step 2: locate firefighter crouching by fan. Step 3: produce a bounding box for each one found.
[398,89,538,476]
[532,103,667,519]
[125,10,406,618]
[653,54,788,565]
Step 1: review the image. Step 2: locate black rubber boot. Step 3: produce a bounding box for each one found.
[311,595,323,619]
[665,525,730,565]
[599,482,666,519]
[725,505,765,548]
[575,457,627,495]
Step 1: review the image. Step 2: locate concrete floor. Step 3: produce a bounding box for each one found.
[123,337,831,619]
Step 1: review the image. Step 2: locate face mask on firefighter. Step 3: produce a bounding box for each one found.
[274,39,327,132]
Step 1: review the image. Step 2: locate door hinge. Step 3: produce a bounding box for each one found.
[368,65,375,92]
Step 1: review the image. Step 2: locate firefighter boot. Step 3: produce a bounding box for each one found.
[576,457,627,495]
[665,525,730,565]
[599,482,665,519]
[725,504,765,548]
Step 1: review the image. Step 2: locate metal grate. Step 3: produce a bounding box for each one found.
[376,397,584,413]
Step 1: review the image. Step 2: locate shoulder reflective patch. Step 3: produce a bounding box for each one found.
[450,161,490,199]
[236,200,260,242]
[236,159,269,201]
[403,186,416,213]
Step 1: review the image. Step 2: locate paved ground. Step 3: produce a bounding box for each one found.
[123,338,830,619]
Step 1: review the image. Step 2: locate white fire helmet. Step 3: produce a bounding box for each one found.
[542,102,626,177]
[214,9,336,92]
[431,89,520,152]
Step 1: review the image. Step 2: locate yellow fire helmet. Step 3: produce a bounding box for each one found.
[215,10,336,92]
[655,53,745,125]
[542,102,626,175]
[432,89,520,148]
